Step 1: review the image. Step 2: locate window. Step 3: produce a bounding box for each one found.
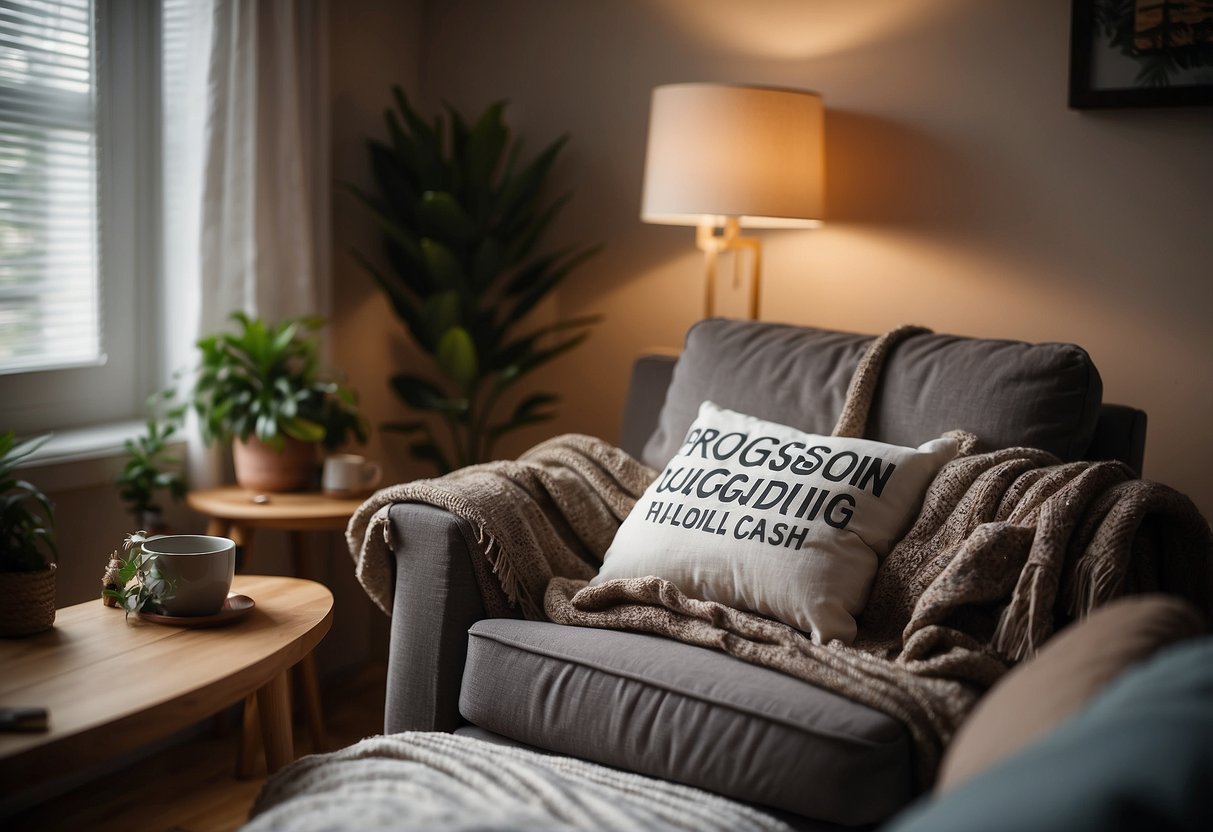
[0,0,99,373]
[0,0,160,435]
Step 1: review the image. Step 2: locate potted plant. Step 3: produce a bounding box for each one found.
[192,313,368,492]
[116,392,187,531]
[0,432,57,637]
[350,88,601,473]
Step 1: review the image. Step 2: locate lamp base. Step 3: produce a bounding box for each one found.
[697,218,762,319]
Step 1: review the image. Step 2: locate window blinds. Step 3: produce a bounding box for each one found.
[0,0,100,374]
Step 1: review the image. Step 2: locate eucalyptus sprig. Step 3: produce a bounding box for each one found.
[101,531,175,618]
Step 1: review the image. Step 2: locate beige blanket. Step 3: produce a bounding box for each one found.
[246,731,794,831]
[545,447,1213,784]
[347,434,655,619]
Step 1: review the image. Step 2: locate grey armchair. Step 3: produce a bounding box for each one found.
[377,319,1147,828]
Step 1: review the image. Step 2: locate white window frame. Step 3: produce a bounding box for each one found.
[0,0,162,436]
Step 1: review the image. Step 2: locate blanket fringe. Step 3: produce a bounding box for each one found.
[1069,548,1123,617]
[992,561,1048,661]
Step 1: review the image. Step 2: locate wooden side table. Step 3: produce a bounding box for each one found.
[186,486,365,773]
[0,575,333,798]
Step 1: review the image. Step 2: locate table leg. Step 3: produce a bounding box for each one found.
[236,694,261,779]
[288,531,329,753]
[206,517,230,538]
[297,653,327,752]
[256,671,294,774]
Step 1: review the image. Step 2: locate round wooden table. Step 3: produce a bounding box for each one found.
[186,486,367,770]
[0,575,333,797]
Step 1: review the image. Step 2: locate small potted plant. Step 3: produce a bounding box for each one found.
[0,432,57,637]
[116,392,187,532]
[192,313,368,492]
[101,531,172,616]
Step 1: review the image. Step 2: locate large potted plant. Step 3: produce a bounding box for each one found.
[0,432,57,637]
[351,88,600,473]
[192,313,369,492]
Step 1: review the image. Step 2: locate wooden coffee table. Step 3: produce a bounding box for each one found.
[0,575,333,798]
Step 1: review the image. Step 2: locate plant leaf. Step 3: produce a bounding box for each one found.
[416,191,475,242]
[436,326,479,392]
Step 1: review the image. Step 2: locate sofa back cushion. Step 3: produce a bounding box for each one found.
[642,319,1104,469]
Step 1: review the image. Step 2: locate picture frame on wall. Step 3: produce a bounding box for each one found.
[1069,0,1213,108]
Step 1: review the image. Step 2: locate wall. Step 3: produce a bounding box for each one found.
[329,0,427,662]
[336,0,1213,519]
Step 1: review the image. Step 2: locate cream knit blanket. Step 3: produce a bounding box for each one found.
[245,732,793,832]
[347,328,1213,786]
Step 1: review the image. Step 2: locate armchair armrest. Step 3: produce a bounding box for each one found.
[384,502,499,733]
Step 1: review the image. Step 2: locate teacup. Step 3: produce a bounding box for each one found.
[322,453,382,497]
[142,535,236,617]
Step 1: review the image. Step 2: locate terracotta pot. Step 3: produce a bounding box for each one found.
[232,436,318,493]
[0,564,56,637]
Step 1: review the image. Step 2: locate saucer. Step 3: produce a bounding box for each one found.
[137,594,255,628]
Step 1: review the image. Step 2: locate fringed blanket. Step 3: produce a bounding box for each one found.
[244,732,793,832]
[347,434,655,619]
[545,447,1213,784]
[346,328,1213,786]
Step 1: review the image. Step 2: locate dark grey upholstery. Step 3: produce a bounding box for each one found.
[460,619,912,825]
[385,503,491,733]
[382,320,1150,826]
[622,354,1144,475]
[643,320,1106,469]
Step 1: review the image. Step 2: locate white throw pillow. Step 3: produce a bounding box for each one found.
[594,402,958,644]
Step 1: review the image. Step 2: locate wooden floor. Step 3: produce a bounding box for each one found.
[6,662,387,832]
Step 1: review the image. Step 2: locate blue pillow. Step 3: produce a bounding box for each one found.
[886,636,1213,832]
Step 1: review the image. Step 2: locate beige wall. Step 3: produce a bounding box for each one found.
[327,0,1212,518]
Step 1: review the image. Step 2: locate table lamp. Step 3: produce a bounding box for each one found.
[640,83,825,319]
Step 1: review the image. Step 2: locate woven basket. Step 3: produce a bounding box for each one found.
[0,564,56,637]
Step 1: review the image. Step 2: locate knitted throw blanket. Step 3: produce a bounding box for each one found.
[245,732,794,832]
[347,327,1213,786]
[347,434,656,619]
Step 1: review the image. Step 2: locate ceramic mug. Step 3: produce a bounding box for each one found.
[142,535,236,617]
[322,453,382,497]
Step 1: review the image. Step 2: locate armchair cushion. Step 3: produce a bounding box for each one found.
[642,319,1102,469]
[459,619,914,826]
[594,402,957,643]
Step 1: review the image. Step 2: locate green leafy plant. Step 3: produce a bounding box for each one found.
[116,391,188,525]
[0,432,55,573]
[350,88,601,473]
[102,531,174,617]
[192,312,369,451]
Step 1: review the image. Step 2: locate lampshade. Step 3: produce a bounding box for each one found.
[640,83,825,228]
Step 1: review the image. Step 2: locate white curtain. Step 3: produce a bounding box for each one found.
[162,0,330,486]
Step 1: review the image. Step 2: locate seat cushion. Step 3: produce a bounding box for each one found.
[460,619,914,825]
[642,319,1103,469]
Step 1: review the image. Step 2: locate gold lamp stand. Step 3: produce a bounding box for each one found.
[697,218,762,319]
